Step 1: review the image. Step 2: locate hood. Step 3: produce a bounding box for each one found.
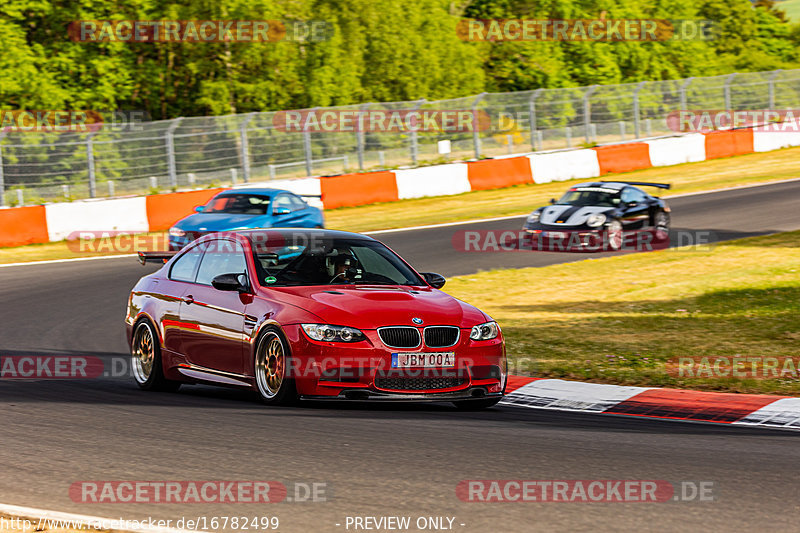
[174,213,269,232]
[266,285,487,329]
[538,205,615,226]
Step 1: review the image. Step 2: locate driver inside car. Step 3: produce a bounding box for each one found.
[327,250,361,283]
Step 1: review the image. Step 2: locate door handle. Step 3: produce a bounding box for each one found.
[183,295,194,305]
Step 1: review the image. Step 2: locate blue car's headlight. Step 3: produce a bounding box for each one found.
[169,227,186,237]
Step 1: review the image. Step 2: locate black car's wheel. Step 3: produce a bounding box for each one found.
[653,212,670,241]
[254,327,298,405]
[606,219,624,251]
[131,320,181,392]
[452,397,502,410]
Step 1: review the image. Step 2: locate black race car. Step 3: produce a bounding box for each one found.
[522,181,671,252]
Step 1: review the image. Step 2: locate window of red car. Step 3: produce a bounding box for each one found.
[196,239,248,286]
[169,242,204,282]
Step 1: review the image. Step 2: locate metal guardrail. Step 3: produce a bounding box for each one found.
[2,68,799,206]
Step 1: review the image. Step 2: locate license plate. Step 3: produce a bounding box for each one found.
[544,231,568,238]
[392,352,456,368]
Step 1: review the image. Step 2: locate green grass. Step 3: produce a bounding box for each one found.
[445,231,800,395]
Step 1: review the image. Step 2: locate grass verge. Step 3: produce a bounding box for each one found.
[445,230,800,395]
[2,146,799,264]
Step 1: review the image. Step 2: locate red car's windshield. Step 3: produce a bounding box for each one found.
[251,237,424,287]
[204,194,271,214]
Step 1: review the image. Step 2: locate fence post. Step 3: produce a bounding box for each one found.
[230,168,238,185]
[357,103,370,170]
[619,121,626,141]
[768,69,782,109]
[16,189,23,207]
[528,89,543,151]
[633,81,646,139]
[303,108,316,176]
[679,77,694,110]
[724,73,736,111]
[107,180,115,197]
[410,99,426,166]
[239,113,255,183]
[565,126,572,148]
[472,93,487,158]
[86,132,97,198]
[583,85,598,144]
[0,132,6,207]
[166,118,182,188]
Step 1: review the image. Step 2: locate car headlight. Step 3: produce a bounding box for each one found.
[470,321,499,341]
[169,227,186,237]
[526,212,541,224]
[586,213,607,228]
[302,324,365,343]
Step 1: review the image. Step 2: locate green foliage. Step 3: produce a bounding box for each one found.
[0,0,798,117]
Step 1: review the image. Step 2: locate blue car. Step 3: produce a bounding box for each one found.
[168,188,325,250]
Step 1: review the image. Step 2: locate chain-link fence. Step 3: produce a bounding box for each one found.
[2,68,799,206]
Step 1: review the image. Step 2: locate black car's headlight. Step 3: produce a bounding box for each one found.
[470,321,499,341]
[526,212,541,224]
[169,226,186,237]
[586,213,607,228]
[302,324,366,343]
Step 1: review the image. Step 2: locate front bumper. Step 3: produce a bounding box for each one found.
[282,325,507,399]
[303,388,503,402]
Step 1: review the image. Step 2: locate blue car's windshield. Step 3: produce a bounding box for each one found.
[204,194,271,215]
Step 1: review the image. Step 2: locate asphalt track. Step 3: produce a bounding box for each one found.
[1,180,800,532]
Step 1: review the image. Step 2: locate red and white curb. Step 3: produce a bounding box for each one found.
[503,377,800,431]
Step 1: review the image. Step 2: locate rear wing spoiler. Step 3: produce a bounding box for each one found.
[619,182,671,190]
[138,251,178,265]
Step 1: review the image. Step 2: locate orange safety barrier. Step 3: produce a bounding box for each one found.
[145,188,227,231]
[704,129,754,160]
[466,157,533,191]
[320,171,398,209]
[593,143,652,175]
[0,206,49,247]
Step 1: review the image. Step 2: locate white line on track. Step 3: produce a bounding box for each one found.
[0,502,193,533]
[0,254,136,268]
[2,177,799,268]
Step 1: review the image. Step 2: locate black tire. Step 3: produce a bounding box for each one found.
[131,320,181,392]
[606,219,624,251]
[452,397,502,410]
[253,327,298,405]
[653,212,670,242]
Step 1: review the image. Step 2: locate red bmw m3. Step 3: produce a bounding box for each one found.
[126,229,506,409]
